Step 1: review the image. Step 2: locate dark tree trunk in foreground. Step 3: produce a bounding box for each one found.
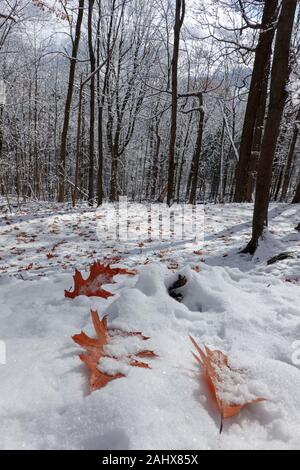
[88,0,96,206]
[244,0,297,254]
[58,0,84,203]
[234,0,279,203]
[293,177,300,203]
[167,0,185,206]
[245,61,270,202]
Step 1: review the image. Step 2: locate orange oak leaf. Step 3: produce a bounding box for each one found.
[24,263,33,271]
[73,311,122,391]
[190,337,265,432]
[73,310,157,392]
[65,261,136,299]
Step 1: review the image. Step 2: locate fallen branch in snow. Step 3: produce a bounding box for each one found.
[267,252,295,266]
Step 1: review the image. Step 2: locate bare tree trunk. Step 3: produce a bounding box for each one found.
[33,63,39,199]
[189,93,204,205]
[0,105,3,187]
[110,144,118,201]
[97,0,115,206]
[217,117,226,203]
[58,0,84,203]
[292,176,300,203]
[73,76,83,207]
[273,164,284,201]
[88,0,96,206]
[96,6,103,206]
[167,0,185,206]
[151,117,161,200]
[244,0,297,254]
[280,107,300,201]
[245,62,270,202]
[177,113,192,202]
[234,0,279,202]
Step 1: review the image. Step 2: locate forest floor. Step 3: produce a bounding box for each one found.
[0,200,300,450]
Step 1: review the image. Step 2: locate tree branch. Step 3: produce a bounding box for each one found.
[0,13,16,22]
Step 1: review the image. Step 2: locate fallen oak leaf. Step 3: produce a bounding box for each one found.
[136,350,157,358]
[104,255,122,264]
[23,263,33,271]
[192,266,201,273]
[190,337,265,433]
[80,351,123,391]
[129,359,151,369]
[73,311,122,391]
[167,262,179,271]
[51,239,67,252]
[73,311,108,354]
[67,269,113,300]
[72,310,157,392]
[65,261,137,299]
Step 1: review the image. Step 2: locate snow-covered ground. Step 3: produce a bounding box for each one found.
[0,201,300,450]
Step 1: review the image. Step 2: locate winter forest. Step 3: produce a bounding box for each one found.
[1,0,300,452]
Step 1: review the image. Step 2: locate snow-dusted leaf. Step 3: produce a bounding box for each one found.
[73,310,157,392]
[190,337,265,430]
[65,261,137,299]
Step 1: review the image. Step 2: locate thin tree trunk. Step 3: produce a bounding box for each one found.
[244,0,297,254]
[151,117,161,200]
[73,76,83,207]
[167,0,185,206]
[0,105,3,189]
[189,93,204,205]
[97,0,115,206]
[217,117,226,203]
[88,0,96,206]
[58,0,84,203]
[274,164,284,201]
[177,113,192,202]
[292,176,300,203]
[33,64,39,199]
[280,107,300,201]
[96,8,103,206]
